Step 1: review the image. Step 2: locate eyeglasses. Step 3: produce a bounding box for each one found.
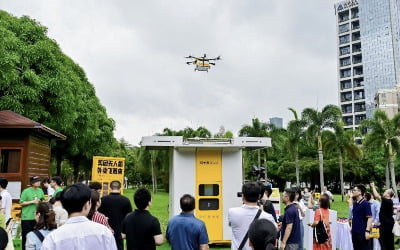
[353,189,359,192]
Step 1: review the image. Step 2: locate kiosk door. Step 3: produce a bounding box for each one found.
[195,150,223,242]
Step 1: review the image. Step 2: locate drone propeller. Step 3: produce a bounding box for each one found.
[185,55,194,59]
[209,56,221,61]
[209,62,215,65]
[186,61,193,65]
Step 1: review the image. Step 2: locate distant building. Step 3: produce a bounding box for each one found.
[375,85,400,119]
[269,117,283,128]
[335,0,400,129]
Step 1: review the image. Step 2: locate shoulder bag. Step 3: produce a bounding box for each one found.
[314,209,329,243]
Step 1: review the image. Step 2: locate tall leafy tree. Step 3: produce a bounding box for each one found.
[362,109,400,197]
[286,108,307,186]
[0,11,115,179]
[302,105,342,192]
[322,122,362,200]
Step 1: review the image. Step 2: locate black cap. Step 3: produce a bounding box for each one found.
[30,176,40,183]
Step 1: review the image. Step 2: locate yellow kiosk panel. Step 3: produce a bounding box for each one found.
[196,150,222,243]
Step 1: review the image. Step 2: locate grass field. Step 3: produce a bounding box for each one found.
[122,190,350,249]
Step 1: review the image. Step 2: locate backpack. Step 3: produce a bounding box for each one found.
[314,209,329,243]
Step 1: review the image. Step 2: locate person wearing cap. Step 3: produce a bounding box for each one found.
[20,176,44,250]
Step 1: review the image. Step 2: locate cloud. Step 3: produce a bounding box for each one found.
[1,0,340,145]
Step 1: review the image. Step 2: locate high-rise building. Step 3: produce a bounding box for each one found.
[375,85,400,119]
[269,117,283,128]
[335,0,400,129]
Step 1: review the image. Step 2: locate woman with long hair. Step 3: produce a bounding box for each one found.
[309,194,332,250]
[25,202,57,250]
[87,190,114,233]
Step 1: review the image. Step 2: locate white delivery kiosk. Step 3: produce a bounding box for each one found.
[141,136,271,244]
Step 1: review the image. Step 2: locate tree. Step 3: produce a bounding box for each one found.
[302,105,342,192]
[362,109,400,197]
[0,11,115,179]
[286,108,307,186]
[322,122,362,200]
[239,118,268,174]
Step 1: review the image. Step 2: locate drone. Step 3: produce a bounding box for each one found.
[185,54,221,72]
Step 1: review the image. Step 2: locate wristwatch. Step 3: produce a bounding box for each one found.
[365,230,370,233]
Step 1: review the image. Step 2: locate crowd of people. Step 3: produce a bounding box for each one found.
[0,176,398,250]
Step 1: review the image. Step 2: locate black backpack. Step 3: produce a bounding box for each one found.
[314,209,329,243]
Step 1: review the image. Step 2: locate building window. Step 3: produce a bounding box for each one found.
[340,57,351,67]
[353,55,362,64]
[351,7,359,19]
[339,23,350,34]
[340,46,351,55]
[339,11,350,22]
[341,80,352,89]
[0,148,22,173]
[354,78,364,87]
[341,69,352,78]
[352,43,361,53]
[352,32,361,42]
[339,34,350,45]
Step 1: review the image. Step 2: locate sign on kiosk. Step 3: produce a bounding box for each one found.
[91,156,125,196]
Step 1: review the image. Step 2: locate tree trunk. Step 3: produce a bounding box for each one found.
[56,152,62,176]
[318,136,324,193]
[257,149,261,169]
[71,155,82,183]
[339,154,344,201]
[386,162,390,189]
[264,151,268,180]
[295,152,299,187]
[390,155,398,197]
[150,151,157,194]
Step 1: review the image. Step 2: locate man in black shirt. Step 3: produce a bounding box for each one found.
[121,188,163,250]
[370,182,395,250]
[98,180,132,250]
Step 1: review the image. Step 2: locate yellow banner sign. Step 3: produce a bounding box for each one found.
[91,156,125,196]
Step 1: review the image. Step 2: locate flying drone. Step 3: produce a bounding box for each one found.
[185,54,221,72]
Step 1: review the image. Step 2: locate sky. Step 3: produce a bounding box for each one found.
[1,0,340,145]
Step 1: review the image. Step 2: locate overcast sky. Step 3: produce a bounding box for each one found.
[1,0,340,145]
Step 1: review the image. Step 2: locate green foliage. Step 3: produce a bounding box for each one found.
[0,11,115,180]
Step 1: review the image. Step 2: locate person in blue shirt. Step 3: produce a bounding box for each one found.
[351,184,372,250]
[279,188,301,250]
[166,194,209,250]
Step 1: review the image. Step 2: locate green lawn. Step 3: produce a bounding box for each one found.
[122,190,351,249]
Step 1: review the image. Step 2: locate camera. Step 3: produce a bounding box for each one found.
[237,192,243,197]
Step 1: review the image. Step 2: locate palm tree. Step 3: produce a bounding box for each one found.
[286,108,307,187]
[362,109,400,197]
[322,122,362,201]
[239,118,268,169]
[302,105,342,192]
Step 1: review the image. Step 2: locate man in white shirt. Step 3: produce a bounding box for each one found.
[228,182,277,250]
[0,178,12,224]
[322,186,333,202]
[42,178,54,201]
[41,183,117,250]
